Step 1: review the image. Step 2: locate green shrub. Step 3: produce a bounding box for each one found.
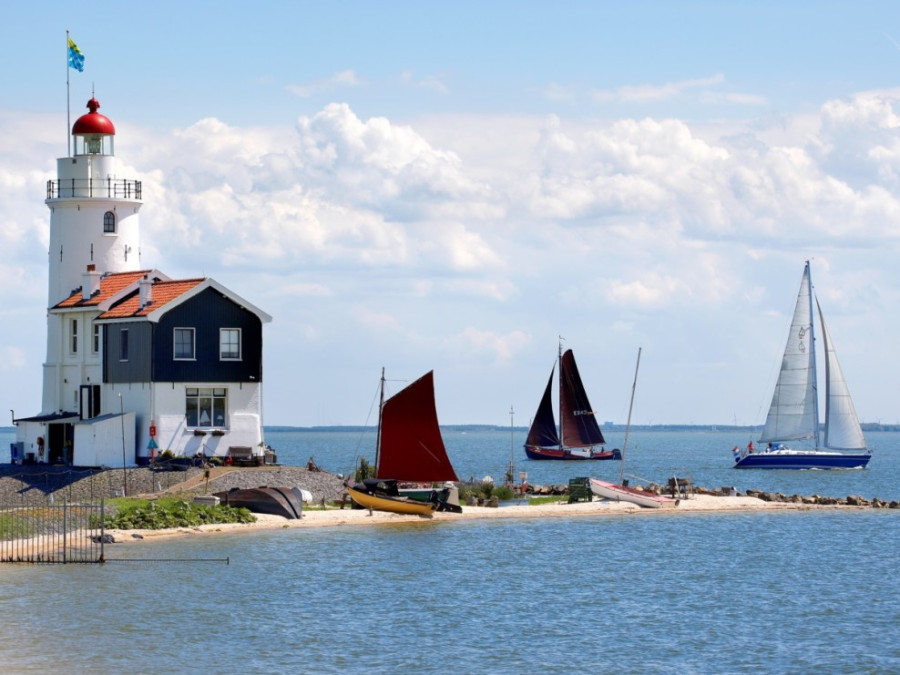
[104,497,255,530]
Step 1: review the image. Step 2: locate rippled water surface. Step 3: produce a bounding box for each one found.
[1,429,898,673]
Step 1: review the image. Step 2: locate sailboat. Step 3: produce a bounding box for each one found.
[733,261,872,469]
[347,370,462,514]
[590,348,678,508]
[524,345,621,461]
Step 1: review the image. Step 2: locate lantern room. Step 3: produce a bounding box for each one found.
[72,97,116,156]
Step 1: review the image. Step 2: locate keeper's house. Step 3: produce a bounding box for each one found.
[12,97,271,468]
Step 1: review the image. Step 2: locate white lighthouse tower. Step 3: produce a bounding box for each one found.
[43,97,142,415]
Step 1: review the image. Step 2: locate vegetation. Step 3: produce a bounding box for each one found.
[103,497,256,530]
[527,495,564,505]
[458,481,516,502]
[355,457,374,483]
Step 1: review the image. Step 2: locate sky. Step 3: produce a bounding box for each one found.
[2,1,900,428]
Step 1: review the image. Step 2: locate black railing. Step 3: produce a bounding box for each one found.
[47,178,142,200]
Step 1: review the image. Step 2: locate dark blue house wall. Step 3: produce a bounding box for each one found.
[153,287,263,383]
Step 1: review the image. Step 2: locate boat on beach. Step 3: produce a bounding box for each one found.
[733,261,871,470]
[524,344,621,461]
[348,370,461,515]
[589,348,679,509]
[213,486,305,519]
[588,478,678,509]
[346,478,439,517]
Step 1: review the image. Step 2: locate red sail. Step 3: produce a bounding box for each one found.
[376,371,459,482]
[559,350,606,448]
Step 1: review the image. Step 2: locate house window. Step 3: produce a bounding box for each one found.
[220,328,241,360]
[186,387,227,427]
[174,328,195,360]
[120,329,129,361]
[92,322,100,353]
[103,211,116,233]
[71,319,78,353]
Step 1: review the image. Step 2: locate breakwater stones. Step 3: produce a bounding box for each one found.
[742,488,899,509]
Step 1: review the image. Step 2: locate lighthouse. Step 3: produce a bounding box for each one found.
[13,98,271,469]
[43,97,143,418]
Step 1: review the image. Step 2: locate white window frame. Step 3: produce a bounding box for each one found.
[220,328,241,361]
[92,321,100,354]
[174,327,196,360]
[185,387,228,428]
[70,318,78,354]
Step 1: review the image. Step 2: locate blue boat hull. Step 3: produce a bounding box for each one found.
[733,452,871,470]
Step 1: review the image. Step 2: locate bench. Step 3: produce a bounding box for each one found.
[668,476,693,499]
[568,477,592,503]
[228,446,259,467]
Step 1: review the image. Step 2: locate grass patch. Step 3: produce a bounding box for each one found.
[527,495,564,505]
[104,497,256,530]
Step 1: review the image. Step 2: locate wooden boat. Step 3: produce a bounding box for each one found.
[346,479,437,517]
[524,343,621,461]
[589,348,678,509]
[733,262,872,470]
[213,486,305,519]
[348,370,461,515]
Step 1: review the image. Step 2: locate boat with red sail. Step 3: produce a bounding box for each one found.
[347,370,462,514]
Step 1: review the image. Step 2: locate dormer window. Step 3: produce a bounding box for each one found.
[103,211,116,233]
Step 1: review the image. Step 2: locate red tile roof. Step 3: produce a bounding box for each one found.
[99,278,206,319]
[54,270,150,308]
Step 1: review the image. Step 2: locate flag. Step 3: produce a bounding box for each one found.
[68,36,85,72]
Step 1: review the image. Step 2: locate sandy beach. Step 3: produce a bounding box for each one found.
[103,492,878,544]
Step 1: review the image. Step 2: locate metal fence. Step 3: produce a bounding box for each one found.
[0,500,105,564]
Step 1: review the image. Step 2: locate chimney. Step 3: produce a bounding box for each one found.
[82,264,101,301]
[138,275,153,309]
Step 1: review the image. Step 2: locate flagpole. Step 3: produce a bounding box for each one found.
[66,30,71,157]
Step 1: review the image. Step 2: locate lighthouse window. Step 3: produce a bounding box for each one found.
[174,328,195,360]
[70,319,78,353]
[103,211,116,233]
[220,328,241,360]
[92,322,100,353]
[185,387,227,427]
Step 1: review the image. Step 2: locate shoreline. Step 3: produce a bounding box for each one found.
[103,493,886,544]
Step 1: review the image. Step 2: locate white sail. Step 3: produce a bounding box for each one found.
[759,263,818,443]
[818,300,867,451]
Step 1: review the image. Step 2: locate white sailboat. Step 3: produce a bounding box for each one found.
[733,261,871,469]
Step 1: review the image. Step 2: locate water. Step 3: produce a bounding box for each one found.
[1,429,899,673]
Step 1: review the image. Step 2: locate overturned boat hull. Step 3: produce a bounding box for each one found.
[213,486,304,519]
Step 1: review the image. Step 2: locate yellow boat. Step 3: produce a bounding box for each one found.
[346,482,437,517]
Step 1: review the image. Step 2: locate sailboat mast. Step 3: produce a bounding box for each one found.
[806,261,821,448]
[374,367,386,473]
[619,347,642,484]
[508,405,515,484]
[557,338,563,451]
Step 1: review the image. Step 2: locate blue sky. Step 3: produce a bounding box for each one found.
[2,1,900,428]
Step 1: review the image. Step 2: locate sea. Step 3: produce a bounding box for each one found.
[1,427,898,674]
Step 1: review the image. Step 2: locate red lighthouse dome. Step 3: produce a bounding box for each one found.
[72,97,116,136]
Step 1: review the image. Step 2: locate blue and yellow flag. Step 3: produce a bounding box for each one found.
[68,36,85,72]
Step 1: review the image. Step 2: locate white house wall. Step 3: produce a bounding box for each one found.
[148,382,264,460]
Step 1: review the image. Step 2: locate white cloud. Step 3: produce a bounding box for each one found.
[285,69,365,98]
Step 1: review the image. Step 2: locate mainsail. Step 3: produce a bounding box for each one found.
[818,300,867,451]
[524,369,561,448]
[376,371,459,483]
[559,349,606,448]
[760,263,819,444]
